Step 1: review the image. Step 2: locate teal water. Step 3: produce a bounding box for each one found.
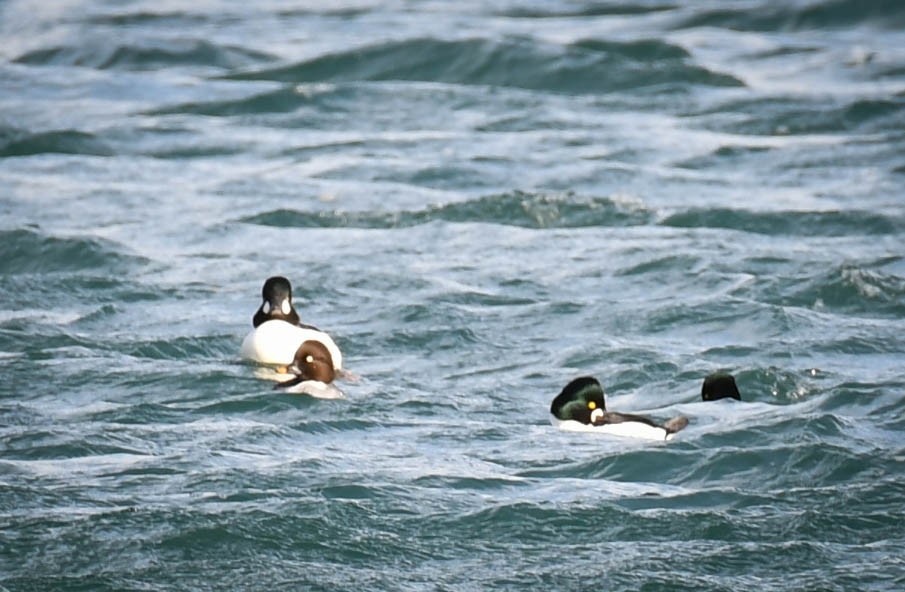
[1,1,904,590]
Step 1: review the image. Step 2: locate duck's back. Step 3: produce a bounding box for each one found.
[241,320,342,369]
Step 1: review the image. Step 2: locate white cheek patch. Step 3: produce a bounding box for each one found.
[590,408,604,423]
[262,301,271,314]
[281,299,291,315]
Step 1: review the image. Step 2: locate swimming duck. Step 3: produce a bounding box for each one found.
[241,276,343,372]
[551,376,688,441]
[273,340,343,399]
[701,372,741,401]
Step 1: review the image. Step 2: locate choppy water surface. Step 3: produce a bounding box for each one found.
[2,1,904,590]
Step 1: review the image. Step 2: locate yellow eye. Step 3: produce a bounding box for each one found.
[588,401,596,410]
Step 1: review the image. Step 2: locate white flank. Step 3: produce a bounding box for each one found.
[552,418,671,441]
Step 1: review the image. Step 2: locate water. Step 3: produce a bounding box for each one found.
[1,1,904,590]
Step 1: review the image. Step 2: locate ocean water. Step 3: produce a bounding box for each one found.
[1,1,905,590]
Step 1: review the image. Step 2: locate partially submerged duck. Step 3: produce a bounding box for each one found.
[702,372,741,401]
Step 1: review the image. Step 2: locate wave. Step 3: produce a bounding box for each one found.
[687,96,905,136]
[13,39,274,71]
[121,335,238,361]
[0,125,113,157]
[675,145,774,169]
[81,10,215,27]
[0,228,145,274]
[239,191,653,229]
[498,2,677,18]
[1,438,150,462]
[150,86,316,117]
[749,260,905,318]
[660,207,903,236]
[671,0,905,31]
[225,37,742,94]
[731,367,823,403]
[240,195,902,237]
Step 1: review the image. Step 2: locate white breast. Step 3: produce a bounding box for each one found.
[240,320,343,370]
[279,380,344,399]
[552,418,671,441]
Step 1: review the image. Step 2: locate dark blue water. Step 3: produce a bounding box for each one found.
[1,1,904,590]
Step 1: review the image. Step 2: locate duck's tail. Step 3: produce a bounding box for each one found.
[663,416,689,435]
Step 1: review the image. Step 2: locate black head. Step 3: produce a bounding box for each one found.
[551,376,607,425]
[252,276,300,328]
[702,372,741,401]
[290,340,335,383]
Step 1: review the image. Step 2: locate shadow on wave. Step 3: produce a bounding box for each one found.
[238,191,653,229]
[225,37,742,93]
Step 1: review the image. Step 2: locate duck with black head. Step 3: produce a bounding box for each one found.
[252,276,301,328]
[241,276,343,377]
[701,372,742,402]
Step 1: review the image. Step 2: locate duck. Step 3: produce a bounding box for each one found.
[550,376,688,441]
[240,276,343,374]
[272,340,343,399]
[701,372,741,401]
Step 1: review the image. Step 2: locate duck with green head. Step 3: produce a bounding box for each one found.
[551,376,689,441]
